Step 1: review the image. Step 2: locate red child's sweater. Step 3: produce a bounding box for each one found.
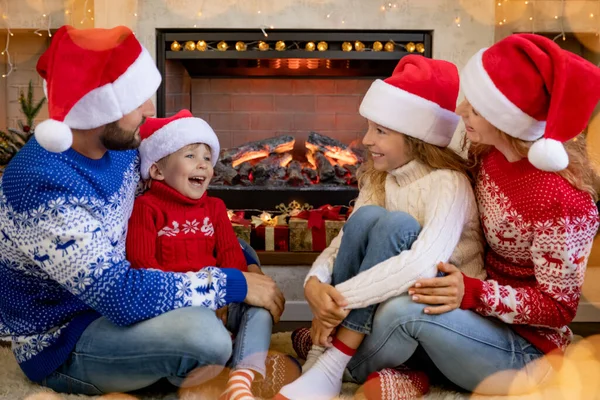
[126,180,248,273]
[461,149,599,354]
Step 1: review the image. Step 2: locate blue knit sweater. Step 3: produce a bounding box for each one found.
[0,139,247,382]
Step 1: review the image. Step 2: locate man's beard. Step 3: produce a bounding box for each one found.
[101,118,145,151]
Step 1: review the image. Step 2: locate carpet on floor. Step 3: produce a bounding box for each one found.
[1,333,595,400]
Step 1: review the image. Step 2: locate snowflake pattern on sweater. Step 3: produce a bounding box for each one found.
[0,139,246,382]
[462,150,599,354]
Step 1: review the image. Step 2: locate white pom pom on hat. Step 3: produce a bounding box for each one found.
[527,138,569,172]
[34,119,73,153]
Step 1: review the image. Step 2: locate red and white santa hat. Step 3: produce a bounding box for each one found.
[359,55,460,147]
[461,33,600,172]
[35,25,161,153]
[138,109,220,180]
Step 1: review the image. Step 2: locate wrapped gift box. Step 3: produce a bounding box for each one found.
[289,205,345,252]
[250,213,289,252]
[228,210,251,244]
[251,225,289,252]
[232,224,251,244]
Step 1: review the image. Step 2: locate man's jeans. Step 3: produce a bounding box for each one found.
[41,239,271,395]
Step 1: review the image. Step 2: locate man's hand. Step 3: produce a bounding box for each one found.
[311,318,335,347]
[247,264,264,275]
[305,276,348,328]
[216,306,228,325]
[243,271,285,323]
[409,262,465,315]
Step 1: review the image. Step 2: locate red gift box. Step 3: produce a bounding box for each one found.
[251,225,289,252]
[290,205,345,252]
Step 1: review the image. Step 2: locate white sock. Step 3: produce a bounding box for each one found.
[277,341,354,400]
[302,345,326,373]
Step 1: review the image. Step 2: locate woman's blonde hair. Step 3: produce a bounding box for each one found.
[462,132,598,201]
[357,135,471,205]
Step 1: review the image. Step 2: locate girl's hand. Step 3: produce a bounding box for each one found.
[409,262,465,315]
[311,318,335,347]
[305,277,348,328]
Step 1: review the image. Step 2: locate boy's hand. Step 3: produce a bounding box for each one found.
[216,306,228,325]
[247,264,264,275]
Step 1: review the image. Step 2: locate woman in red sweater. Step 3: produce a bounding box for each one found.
[293,34,600,398]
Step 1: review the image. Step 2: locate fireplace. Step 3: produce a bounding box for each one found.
[156,29,432,209]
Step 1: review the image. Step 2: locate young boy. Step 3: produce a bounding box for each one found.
[127,109,274,400]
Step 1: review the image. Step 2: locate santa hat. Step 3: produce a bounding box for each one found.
[35,25,161,153]
[359,55,460,147]
[138,109,220,180]
[461,33,600,172]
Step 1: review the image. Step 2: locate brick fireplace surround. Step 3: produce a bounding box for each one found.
[165,60,369,154]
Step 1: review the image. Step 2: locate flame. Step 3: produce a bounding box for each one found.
[232,150,269,168]
[274,141,295,154]
[279,153,293,167]
[306,150,316,168]
[231,140,294,168]
[305,142,358,165]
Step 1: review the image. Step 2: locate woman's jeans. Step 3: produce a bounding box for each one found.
[332,207,550,395]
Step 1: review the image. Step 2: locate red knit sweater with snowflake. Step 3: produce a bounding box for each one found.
[460,149,599,355]
[126,180,247,273]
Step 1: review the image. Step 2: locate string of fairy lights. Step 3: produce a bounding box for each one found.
[1,1,600,78]
[169,38,425,54]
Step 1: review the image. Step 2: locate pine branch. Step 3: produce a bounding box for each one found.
[6,128,28,145]
[19,81,46,128]
[27,81,33,113]
[31,97,46,126]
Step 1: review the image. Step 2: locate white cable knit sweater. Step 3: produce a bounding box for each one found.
[306,160,486,309]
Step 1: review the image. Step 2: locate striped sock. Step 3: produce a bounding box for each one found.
[220,369,256,400]
[359,367,430,400]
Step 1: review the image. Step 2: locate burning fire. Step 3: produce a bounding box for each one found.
[215,133,362,187]
[231,141,294,167]
[279,153,293,167]
[305,142,358,165]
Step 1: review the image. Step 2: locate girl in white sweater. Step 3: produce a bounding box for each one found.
[276,56,485,400]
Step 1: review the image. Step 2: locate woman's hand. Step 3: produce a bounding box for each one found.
[409,262,465,315]
[305,276,348,328]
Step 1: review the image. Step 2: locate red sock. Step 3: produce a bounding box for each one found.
[361,367,430,400]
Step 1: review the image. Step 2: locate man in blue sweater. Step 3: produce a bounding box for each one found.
[0,25,284,395]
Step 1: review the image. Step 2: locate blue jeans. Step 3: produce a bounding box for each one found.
[230,239,272,376]
[345,295,551,395]
[41,307,233,395]
[331,206,420,334]
[41,239,271,395]
[227,303,272,377]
